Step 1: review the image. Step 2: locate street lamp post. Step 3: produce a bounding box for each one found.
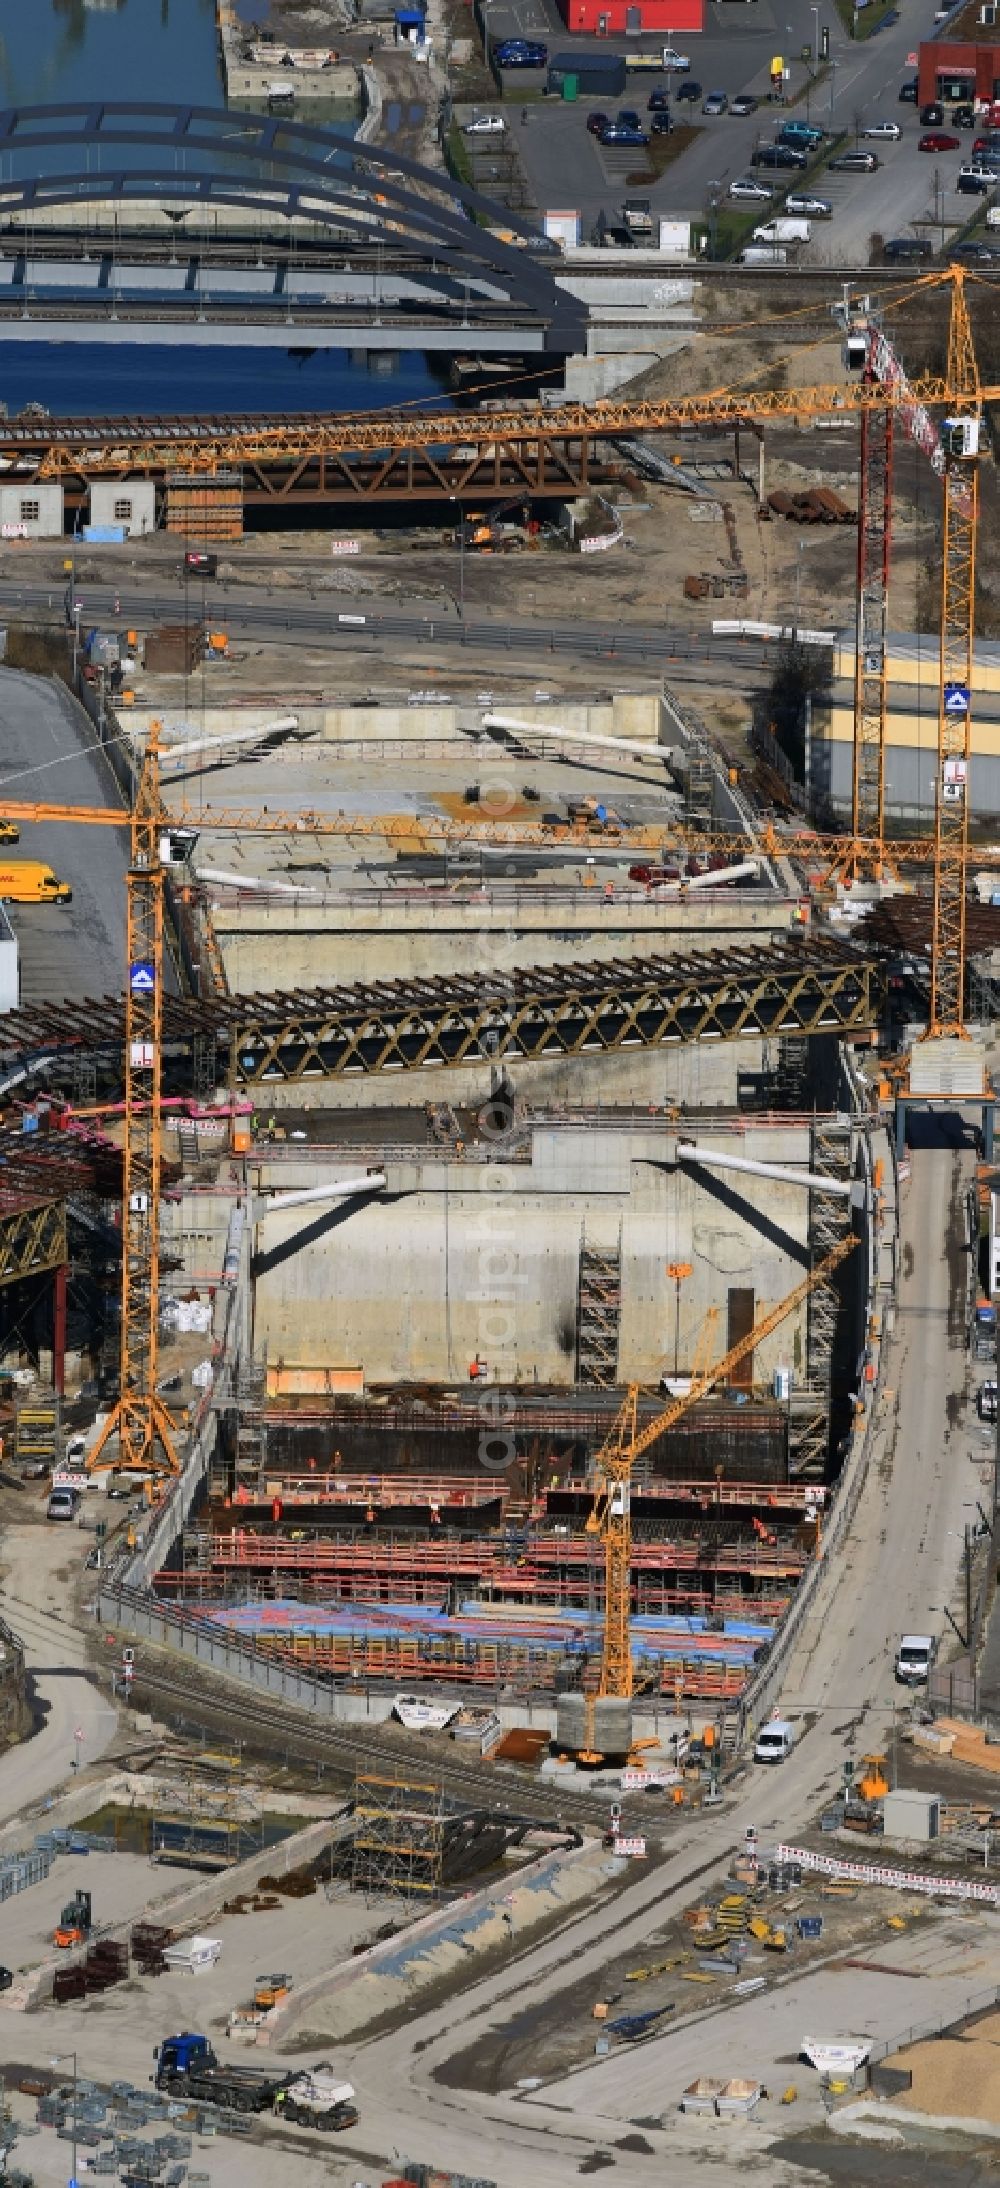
[448,495,466,621]
[50,2051,78,2188]
[810,5,820,68]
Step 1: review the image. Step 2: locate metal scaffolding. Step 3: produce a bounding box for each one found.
[576,1233,622,1389]
[794,1117,854,1478]
[350,1774,445,1904]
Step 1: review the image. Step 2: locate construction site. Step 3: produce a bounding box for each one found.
[0,274,986,1756]
[5,258,1000,2188]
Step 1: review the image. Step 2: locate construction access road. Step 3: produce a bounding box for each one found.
[333,1140,982,2186]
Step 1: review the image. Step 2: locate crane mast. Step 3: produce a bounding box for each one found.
[930,275,981,1038]
[89,722,179,1477]
[852,394,892,864]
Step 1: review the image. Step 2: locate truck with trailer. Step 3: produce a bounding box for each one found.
[153,2033,293,2113]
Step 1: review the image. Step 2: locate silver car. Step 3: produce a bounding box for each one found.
[47,1487,78,1521]
[729,176,773,201]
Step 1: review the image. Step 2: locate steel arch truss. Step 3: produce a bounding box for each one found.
[0,102,584,353]
[0,941,882,1087]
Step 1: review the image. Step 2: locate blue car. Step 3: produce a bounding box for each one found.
[600,122,649,143]
[493,37,547,64]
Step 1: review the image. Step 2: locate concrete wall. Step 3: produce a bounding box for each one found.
[0,484,63,538]
[212,890,797,989]
[138,693,665,748]
[90,480,156,538]
[253,1121,815,1384]
[0,904,19,1012]
[240,1031,763,1114]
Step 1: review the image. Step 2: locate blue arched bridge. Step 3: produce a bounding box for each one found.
[0,102,585,354]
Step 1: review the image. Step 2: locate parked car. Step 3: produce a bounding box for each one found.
[730,93,758,115]
[919,130,960,150]
[492,38,547,65]
[587,110,611,134]
[957,165,993,191]
[953,102,976,127]
[661,46,690,68]
[462,113,504,134]
[647,88,671,109]
[863,119,901,139]
[617,108,643,129]
[883,235,934,260]
[599,121,649,144]
[0,1968,12,1993]
[676,78,701,102]
[829,148,880,171]
[778,120,823,142]
[898,77,918,102]
[951,239,1000,260]
[650,112,673,134]
[752,142,807,168]
[784,191,832,214]
[920,101,945,125]
[47,1487,78,1522]
[728,175,774,199]
[702,90,728,114]
[978,1379,998,1421]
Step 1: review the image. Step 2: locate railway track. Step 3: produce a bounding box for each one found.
[129,1660,625,1828]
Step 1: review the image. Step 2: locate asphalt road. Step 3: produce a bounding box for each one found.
[0,1523,119,1837]
[0,670,129,1006]
[0,575,785,676]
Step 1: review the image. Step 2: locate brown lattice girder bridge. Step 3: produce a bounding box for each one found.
[0,940,881,1087]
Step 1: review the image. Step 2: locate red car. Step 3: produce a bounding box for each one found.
[919,131,960,150]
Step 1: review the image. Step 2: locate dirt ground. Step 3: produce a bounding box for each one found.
[435,1876,949,2095]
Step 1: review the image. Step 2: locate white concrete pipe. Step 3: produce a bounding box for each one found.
[162,714,303,763]
[194,868,322,897]
[480,713,674,765]
[677,1141,853,1197]
[255,1174,386,1219]
[644,861,760,893]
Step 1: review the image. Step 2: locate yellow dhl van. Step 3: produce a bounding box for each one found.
[0,862,71,904]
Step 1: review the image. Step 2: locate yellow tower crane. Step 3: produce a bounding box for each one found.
[584,1232,858,1719]
[0,727,179,1475]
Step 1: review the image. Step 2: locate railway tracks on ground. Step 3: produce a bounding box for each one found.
[128,1659,624,1829]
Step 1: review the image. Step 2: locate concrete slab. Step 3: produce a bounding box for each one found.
[0,1853,178,1978]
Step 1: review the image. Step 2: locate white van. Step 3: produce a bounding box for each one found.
[895,1634,934,1685]
[754,1716,796,1764]
[739,245,789,265]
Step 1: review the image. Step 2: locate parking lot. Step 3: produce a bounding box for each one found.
[461,0,1000,262]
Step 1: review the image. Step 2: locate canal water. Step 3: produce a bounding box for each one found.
[0,0,448,416]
